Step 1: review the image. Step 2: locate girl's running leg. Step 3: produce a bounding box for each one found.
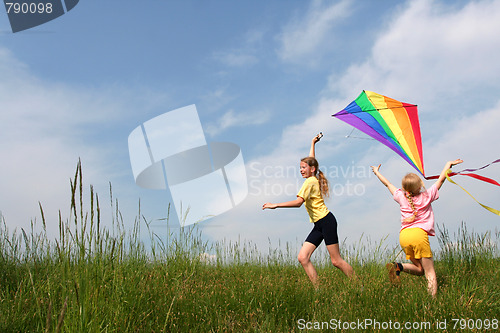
[421,257,437,297]
[402,257,424,276]
[326,243,354,278]
[298,241,319,285]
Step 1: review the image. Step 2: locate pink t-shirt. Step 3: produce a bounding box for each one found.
[393,183,439,236]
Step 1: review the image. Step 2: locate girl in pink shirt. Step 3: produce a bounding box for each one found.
[371,159,463,296]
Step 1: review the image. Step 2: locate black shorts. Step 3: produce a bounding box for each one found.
[305,212,339,246]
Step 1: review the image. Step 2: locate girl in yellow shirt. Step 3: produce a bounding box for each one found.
[263,134,354,285]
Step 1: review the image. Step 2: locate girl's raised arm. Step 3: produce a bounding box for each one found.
[309,133,323,158]
[434,159,463,190]
[371,164,397,195]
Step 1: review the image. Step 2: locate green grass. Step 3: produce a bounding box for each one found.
[1,162,499,332]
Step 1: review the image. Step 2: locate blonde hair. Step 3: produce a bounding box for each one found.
[401,173,424,223]
[301,157,330,198]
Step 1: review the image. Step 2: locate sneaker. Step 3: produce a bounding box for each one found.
[386,262,401,285]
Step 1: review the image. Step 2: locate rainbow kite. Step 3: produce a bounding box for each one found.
[333,90,500,216]
[333,90,425,176]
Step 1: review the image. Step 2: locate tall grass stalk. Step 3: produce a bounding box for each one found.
[0,162,499,332]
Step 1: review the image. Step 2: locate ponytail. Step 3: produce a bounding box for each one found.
[401,173,425,223]
[317,169,330,198]
[403,191,417,223]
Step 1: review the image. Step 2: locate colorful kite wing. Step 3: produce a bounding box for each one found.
[333,90,425,176]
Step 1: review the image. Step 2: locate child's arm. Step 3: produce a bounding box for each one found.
[371,164,397,195]
[434,159,463,190]
[309,133,323,158]
[263,197,305,209]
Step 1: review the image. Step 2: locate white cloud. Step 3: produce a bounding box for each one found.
[200,86,236,114]
[212,29,265,67]
[205,108,272,136]
[213,52,258,68]
[276,0,352,65]
[330,0,500,101]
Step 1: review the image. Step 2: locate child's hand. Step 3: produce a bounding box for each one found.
[450,159,463,167]
[371,164,381,174]
[312,132,323,144]
[262,203,278,210]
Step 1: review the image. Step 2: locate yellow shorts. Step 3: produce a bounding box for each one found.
[399,227,433,260]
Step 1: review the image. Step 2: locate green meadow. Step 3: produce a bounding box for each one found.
[1,164,499,332]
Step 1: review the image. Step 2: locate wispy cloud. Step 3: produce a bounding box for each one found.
[329,0,500,100]
[212,29,265,67]
[205,109,271,136]
[212,52,258,68]
[276,0,352,65]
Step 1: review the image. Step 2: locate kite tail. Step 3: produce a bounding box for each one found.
[426,159,500,216]
[445,170,500,216]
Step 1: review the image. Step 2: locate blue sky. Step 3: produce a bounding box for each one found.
[1,0,499,257]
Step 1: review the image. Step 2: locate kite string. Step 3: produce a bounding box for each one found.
[344,128,376,141]
[345,128,355,138]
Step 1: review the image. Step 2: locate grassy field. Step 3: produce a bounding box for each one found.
[1,165,499,332]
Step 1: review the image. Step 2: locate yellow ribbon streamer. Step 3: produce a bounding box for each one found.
[445,169,500,216]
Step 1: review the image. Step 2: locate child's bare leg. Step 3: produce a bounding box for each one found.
[326,243,355,278]
[402,257,437,296]
[298,242,319,285]
[402,257,425,276]
[421,257,437,297]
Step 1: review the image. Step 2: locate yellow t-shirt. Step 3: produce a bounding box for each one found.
[297,176,329,223]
